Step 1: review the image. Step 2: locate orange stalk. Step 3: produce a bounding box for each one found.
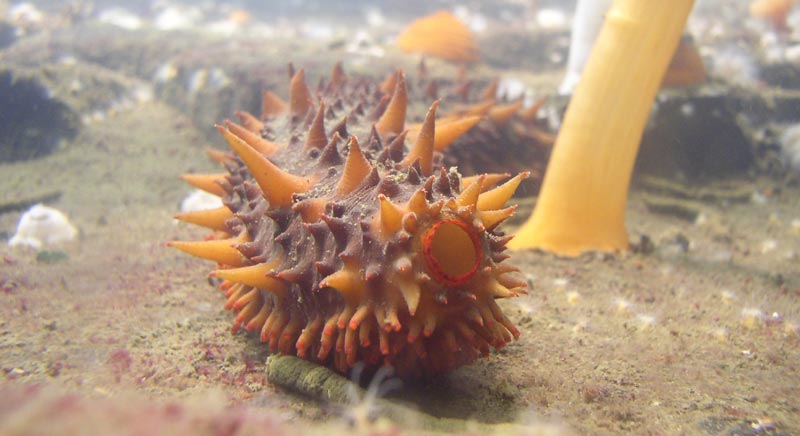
[510,0,695,256]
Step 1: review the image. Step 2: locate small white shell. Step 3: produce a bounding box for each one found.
[180,189,223,213]
[8,204,78,249]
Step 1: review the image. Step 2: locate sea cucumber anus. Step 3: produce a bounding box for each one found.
[169,65,529,378]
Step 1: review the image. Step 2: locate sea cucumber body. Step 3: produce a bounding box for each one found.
[172,66,527,378]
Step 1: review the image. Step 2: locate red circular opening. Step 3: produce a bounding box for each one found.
[422,218,482,287]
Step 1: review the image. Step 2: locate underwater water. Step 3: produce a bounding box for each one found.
[0,0,799,434]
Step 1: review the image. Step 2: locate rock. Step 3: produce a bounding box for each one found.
[779,123,800,173]
[36,250,70,264]
[637,92,754,182]
[0,69,78,162]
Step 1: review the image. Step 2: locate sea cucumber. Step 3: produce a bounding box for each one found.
[169,64,528,378]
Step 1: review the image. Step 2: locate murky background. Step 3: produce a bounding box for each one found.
[1,0,799,434]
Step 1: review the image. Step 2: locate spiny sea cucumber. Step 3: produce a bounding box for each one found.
[169,64,529,378]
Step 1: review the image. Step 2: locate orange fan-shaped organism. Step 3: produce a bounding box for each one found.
[396,10,479,63]
[750,0,797,30]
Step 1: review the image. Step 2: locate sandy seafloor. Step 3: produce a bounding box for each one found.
[1,3,800,436]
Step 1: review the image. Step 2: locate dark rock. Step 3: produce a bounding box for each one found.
[36,250,70,264]
[0,21,15,50]
[0,70,79,162]
[636,92,754,182]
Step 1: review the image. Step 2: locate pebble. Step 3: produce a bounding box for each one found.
[760,239,777,254]
[566,291,581,305]
[740,308,764,329]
